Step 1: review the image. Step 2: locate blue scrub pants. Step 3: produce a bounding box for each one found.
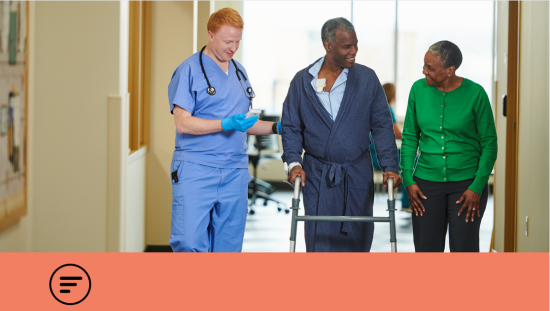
[169,160,251,252]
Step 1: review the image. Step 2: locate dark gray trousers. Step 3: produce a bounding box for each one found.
[412,176,488,252]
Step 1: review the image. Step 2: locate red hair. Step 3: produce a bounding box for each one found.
[207,8,244,34]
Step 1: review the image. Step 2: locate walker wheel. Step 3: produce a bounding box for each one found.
[249,210,255,215]
[277,207,282,212]
[263,200,268,206]
[285,209,290,214]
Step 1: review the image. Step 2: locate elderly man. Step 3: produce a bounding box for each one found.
[282,17,402,252]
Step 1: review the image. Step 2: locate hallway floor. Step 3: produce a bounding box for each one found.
[243,189,494,252]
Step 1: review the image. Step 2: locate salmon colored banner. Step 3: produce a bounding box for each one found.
[0,253,547,310]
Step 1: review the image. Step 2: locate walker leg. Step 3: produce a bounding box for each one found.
[387,178,397,253]
[289,177,301,253]
[289,199,299,252]
[290,241,296,253]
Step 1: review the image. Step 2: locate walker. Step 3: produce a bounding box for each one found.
[288,177,397,252]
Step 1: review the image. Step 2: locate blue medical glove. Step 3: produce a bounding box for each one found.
[221,114,259,132]
[277,121,282,135]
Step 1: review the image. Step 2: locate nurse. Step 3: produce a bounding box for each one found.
[168,8,281,252]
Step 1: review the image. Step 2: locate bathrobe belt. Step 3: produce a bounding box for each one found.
[306,153,365,233]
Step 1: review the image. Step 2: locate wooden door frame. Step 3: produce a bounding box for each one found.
[128,1,151,153]
[504,1,520,252]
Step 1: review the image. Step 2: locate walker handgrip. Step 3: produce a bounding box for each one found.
[293,177,301,200]
[387,177,394,201]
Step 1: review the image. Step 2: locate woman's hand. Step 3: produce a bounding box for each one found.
[456,189,481,222]
[406,184,427,216]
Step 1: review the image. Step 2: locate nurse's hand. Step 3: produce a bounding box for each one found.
[221,114,259,132]
[289,166,306,187]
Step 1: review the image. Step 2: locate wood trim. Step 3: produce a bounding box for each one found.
[504,1,520,252]
[140,1,151,147]
[129,1,150,152]
[128,1,141,151]
[24,1,29,219]
[492,79,498,252]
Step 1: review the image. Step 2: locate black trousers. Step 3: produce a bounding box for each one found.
[412,176,488,252]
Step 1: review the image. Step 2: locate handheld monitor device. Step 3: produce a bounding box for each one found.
[246,109,262,119]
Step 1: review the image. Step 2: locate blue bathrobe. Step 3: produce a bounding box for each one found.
[281,59,399,252]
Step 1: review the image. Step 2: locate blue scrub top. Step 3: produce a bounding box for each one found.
[168,52,251,168]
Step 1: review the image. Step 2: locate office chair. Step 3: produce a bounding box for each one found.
[247,114,289,215]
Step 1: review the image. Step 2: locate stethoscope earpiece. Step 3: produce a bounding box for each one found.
[247,87,252,95]
[207,87,216,95]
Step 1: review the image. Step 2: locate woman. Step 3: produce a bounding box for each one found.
[400,41,497,252]
[370,83,411,212]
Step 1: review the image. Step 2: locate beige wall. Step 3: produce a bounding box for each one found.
[197,1,211,53]
[515,1,549,252]
[0,1,133,252]
[493,1,508,252]
[31,1,124,251]
[147,1,194,245]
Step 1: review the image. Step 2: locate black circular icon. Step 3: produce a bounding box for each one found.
[49,264,91,305]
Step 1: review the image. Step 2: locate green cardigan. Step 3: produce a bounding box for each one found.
[400,78,498,195]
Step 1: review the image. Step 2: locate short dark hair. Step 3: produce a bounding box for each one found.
[429,40,463,70]
[321,17,355,45]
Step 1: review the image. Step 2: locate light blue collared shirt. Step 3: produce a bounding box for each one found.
[308,56,348,120]
[285,57,349,174]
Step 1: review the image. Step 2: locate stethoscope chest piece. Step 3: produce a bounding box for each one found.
[207,87,216,95]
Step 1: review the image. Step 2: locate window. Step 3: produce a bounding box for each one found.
[243,1,494,119]
[352,1,396,87]
[395,1,494,118]
[242,1,351,114]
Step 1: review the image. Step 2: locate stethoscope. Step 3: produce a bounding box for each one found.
[199,45,255,108]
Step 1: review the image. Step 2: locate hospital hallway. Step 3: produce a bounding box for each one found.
[0,1,547,256]
[243,189,494,252]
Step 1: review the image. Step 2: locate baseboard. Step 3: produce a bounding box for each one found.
[144,245,173,252]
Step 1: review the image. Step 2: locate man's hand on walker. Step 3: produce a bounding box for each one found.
[456,189,481,223]
[383,171,402,188]
[289,166,306,187]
